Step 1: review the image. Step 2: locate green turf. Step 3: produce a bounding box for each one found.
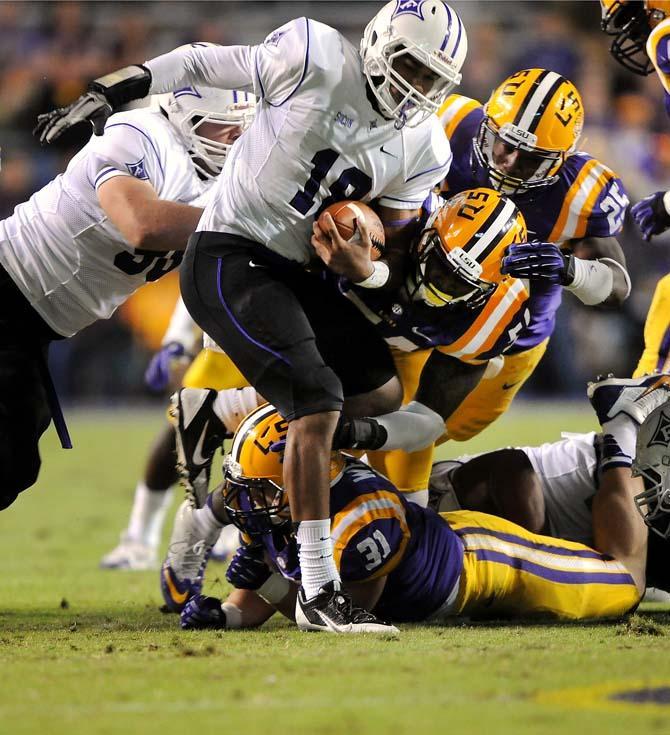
[1,403,669,735]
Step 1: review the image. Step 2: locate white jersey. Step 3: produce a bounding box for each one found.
[0,107,208,337]
[430,432,599,546]
[146,19,452,263]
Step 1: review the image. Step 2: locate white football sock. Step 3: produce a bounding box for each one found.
[192,501,225,543]
[296,519,340,599]
[126,482,175,548]
[601,414,637,460]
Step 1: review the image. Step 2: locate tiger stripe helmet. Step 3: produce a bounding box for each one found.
[601,0,670,74]
[414,187,527,309]
[473,68,583,194]
[222,404,344,536]
[222,404,290,537]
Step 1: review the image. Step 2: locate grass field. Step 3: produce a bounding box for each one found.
[1,402,669,735]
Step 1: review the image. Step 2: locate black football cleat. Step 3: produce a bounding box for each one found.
[295,581,399,635]
[169,388,227,507]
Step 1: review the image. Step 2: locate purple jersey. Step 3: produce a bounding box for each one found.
[257,456,463,622]
[437,95,629,353]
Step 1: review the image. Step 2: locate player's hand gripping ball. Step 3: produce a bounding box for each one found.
[317,200,385,259]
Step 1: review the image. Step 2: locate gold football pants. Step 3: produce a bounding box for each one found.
[634,273,670,377]
[445,510,640,620]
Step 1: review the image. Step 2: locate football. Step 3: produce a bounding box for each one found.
[318,200,385,260]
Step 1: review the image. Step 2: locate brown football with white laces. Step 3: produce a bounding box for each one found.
[318,200,385,260]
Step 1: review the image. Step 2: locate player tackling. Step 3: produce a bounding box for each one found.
[36,1,469,633]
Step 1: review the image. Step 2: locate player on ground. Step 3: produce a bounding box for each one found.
[429,373,670,600]
[600,1,670,376]
[176,377,663,631]
[35,1,469,633]
[435,69,630,442]
[0,85,253,510]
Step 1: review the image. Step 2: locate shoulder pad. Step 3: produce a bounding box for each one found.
[437,94,483,139]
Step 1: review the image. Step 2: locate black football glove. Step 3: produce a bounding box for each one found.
[501,241,575,286]
[34,65,151,144]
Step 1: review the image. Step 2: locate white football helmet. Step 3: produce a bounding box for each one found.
[633,400,670,538]
[360,0,467,128]
[165,85,256,179]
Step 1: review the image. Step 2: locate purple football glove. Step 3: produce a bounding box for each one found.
[226,543,272,590]
[144,342,186,392]
[180,594,227,630]
[631,192,670,241]
[501,242,575,285]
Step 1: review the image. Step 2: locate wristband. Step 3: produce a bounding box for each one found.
[220,602,243,629]
[89,65,152,108]
[564,258,614,305]
[257,573,291,606]
[354,260,390,289]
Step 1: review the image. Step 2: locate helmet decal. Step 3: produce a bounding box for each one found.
[393,0,428,20]
[647,409,670,448]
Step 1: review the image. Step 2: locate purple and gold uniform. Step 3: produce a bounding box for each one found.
[632,23,670,377]
[436,91,628,440]
[343,188,529,493]
[252,456,640,622]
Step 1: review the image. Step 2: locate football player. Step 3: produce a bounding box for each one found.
[435,69,630,443]
[336,187,531,505]
[599,1,670,376]
[158,186,529,609]
[101,296,258,570]
[0,85,254,511]
[35,1,468,633]
[176,377,664,631]
[429,373,670,601]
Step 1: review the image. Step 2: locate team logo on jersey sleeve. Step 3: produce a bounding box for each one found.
[126,158,149,180]
[393,0,426,20]
[265,29,287,47]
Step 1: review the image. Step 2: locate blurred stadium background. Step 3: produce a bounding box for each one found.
[2,0,669,404]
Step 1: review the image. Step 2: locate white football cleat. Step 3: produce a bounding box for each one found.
[587,373,670,426]
[295,581,399,635]
[99,534,158,571]
[160,500,220,612]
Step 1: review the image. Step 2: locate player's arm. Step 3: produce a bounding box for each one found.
[97,176,203,251]
[501,235,630,308]
[566,235,630,308]
[334,351,486,453]
[377,205,423,291]
[312,205,421,291]
[592,466,647,596]
[344,575,388,612]
[415,350,487,424]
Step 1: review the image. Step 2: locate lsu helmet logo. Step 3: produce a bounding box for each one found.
[393,0,427,20]
[647,409,670,449]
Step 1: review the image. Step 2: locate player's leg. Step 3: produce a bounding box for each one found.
[633,273,670,377]
[367,349,433,505]
[0,341,51,509]
[0,267,56,508]
[443,340,548,442]
[100,422,176,570]
[179,233,399,633]
[445,509,641,620]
